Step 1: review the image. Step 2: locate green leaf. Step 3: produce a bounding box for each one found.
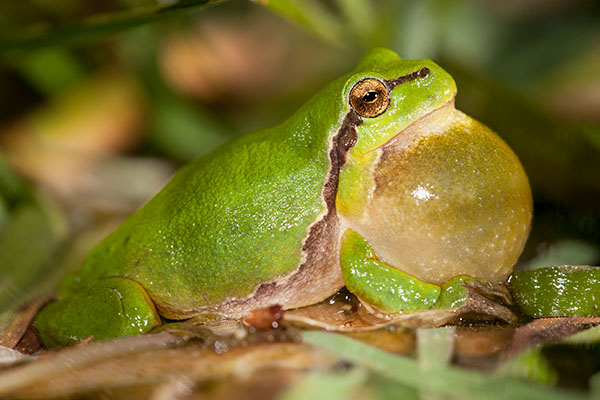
[254,0,345,46]
[496,348,558,385]
[302,330,587,400]
[149,92,232,162]
[15,48,86,95]
[0,195,68,345]
[364,374,420,400]
[0,0,223,54]
[278,368,367,400]
[521,240,600,270]
[590,371,600,399]
[416,327,455,370]
[563,325,600,345]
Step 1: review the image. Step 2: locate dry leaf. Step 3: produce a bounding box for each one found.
[505,316,600,356]
[285,285,516,332]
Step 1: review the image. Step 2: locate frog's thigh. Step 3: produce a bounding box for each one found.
[34,277,161,348]
[340,229,441,313]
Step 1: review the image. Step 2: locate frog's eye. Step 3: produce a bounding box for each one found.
[349,78,389,118]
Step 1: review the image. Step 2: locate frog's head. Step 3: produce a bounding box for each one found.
[342,48,457,159]
[337,48,532,284]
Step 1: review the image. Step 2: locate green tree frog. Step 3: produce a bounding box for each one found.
[34,48,532,347]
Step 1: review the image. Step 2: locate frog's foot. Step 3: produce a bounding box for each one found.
[510,265,600,318]
[340,229,441,314]
[34,277,161,348]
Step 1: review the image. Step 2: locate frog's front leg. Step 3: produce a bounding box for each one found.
[340,229,442,313]
[340,229,494,316]
[34,277,161,348]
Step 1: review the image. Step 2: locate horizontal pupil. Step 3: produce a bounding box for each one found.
[363,91,378,102]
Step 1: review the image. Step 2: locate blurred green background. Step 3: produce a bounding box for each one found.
[0,0,599,334]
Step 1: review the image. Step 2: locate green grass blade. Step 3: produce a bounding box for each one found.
[0,0,223,53]
[278,368,367,400]
[302,330,588,400]
[254,0,345,46]
[520,240,599,270]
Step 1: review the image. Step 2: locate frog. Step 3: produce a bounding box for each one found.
[34,48,533,348]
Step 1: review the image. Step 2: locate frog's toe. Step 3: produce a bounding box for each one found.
[34,277,161,348]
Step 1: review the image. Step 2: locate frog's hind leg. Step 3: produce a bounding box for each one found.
[34,277,161,348]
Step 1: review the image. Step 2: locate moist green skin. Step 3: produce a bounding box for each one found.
[34,48,532,348]
[340,229,440,314]
[77,114,335,316]
[35,88,346,346]
[510,266,600,317]
[79,51,454,319]
[340,230,482,314]
[35,277,160,348]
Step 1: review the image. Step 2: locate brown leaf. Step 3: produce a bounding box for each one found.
[0,332,183,397]
[284,286,517,332]
[454,326,515,358]
[343,328,416,356]
[504,316,600,356]
[13,327,43,356]
[0,296,50,350]
[0,337,333,399]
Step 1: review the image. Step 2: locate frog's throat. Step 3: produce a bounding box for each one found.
[173,110,365,319]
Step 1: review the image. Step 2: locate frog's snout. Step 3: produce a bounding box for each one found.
[357,106,533,284]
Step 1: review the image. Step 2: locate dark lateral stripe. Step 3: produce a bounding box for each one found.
[324,110,362,211]
[251,110,363,299]
[385,67,430,89]
[301,110,362,254]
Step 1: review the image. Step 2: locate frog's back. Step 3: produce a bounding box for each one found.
[79,83,349,318]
